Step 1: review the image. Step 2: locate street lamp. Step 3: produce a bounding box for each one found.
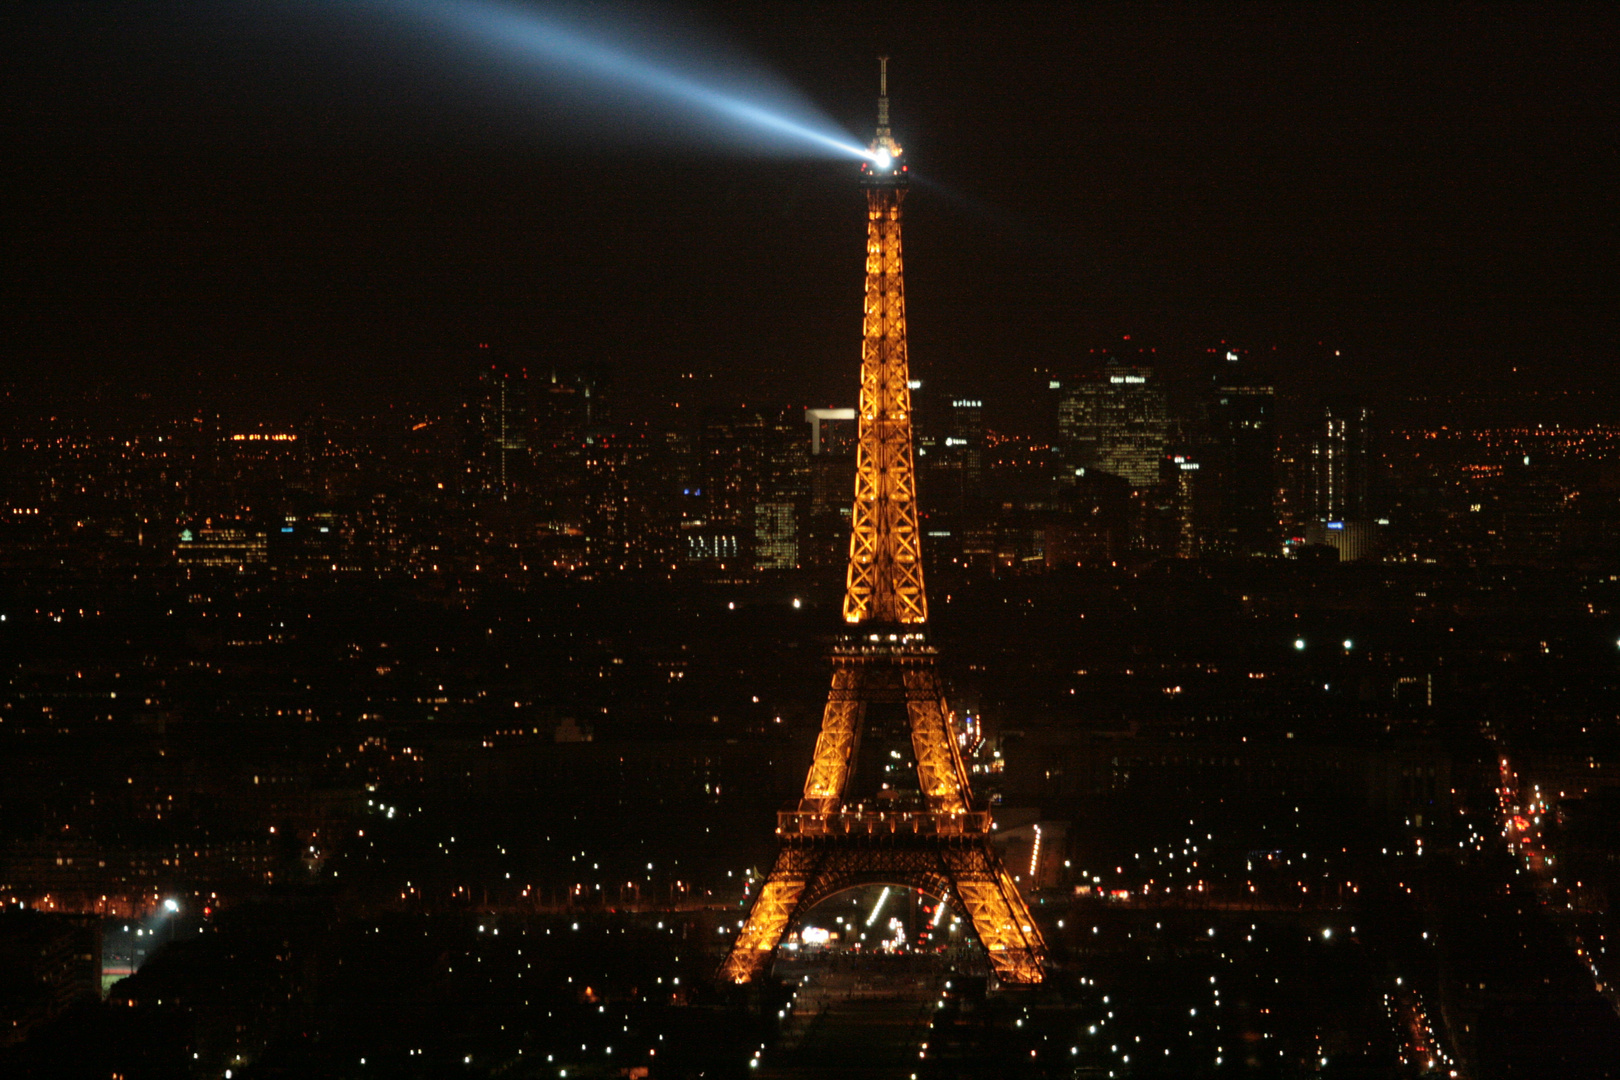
[162,897,180,945]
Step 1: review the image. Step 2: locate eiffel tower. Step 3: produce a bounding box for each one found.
[718,62,1047,987]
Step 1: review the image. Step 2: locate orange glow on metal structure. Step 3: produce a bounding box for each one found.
[719,63,1047,988]
[842,156,925,625]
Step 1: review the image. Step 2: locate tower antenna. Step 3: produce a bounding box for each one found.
[876,56,891,145]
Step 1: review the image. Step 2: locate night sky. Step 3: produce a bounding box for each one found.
[5,1,1617,421]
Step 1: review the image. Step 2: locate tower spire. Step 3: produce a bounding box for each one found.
[871,56,900,161]
[876,56,890,141]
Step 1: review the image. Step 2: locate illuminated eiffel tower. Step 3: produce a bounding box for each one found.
[719,62,1047,986]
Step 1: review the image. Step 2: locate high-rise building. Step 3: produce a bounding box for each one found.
[805,408,856,511]
[579,425,676,571]
[536,362,611,444]
[1056,361,1167,488]
[1146,452,1207,559]
[1045,468,1132,565]
[759,409,808,570]
[805,408,855,456]
[915,387,985,515]
[698,407,763,536]
[1309,399,1373,521]
[752,501,798,570]
[695,406,807,571]
[803,408,857,568]
[1205,378,1278,556]
[464,362,531,496]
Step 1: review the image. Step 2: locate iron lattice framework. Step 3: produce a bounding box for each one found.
[842,175,925,625]
[719,63,1047,987]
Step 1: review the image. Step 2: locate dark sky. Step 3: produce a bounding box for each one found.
[4,1,1617,423]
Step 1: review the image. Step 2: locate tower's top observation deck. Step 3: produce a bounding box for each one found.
[860,56,907,187]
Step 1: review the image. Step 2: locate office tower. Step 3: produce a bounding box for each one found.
[1056,360,1167,488]
[806,408,857,514]
[464,362,531,497]
[694,406,807,571]
[1206,377,1278,556]
[755,409,808,570]
[803,408,858,568]
[915,386,985,516]
[753,501,797,570]
[1310,399,1373,521]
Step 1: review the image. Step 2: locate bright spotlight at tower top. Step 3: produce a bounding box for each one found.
[860,57,907,181]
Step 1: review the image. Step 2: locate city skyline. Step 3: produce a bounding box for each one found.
[6,5,1620,1075]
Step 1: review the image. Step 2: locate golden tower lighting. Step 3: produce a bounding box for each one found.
[719,60,1048,987]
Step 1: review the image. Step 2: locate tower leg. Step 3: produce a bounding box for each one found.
[903,667,971,812]
[719,843,1046,985]
[801,666,865,811]
[942,847,1048,985]
[719,847,817,984]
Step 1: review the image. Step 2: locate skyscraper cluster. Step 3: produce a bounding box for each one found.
[1051,353,1287,561]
